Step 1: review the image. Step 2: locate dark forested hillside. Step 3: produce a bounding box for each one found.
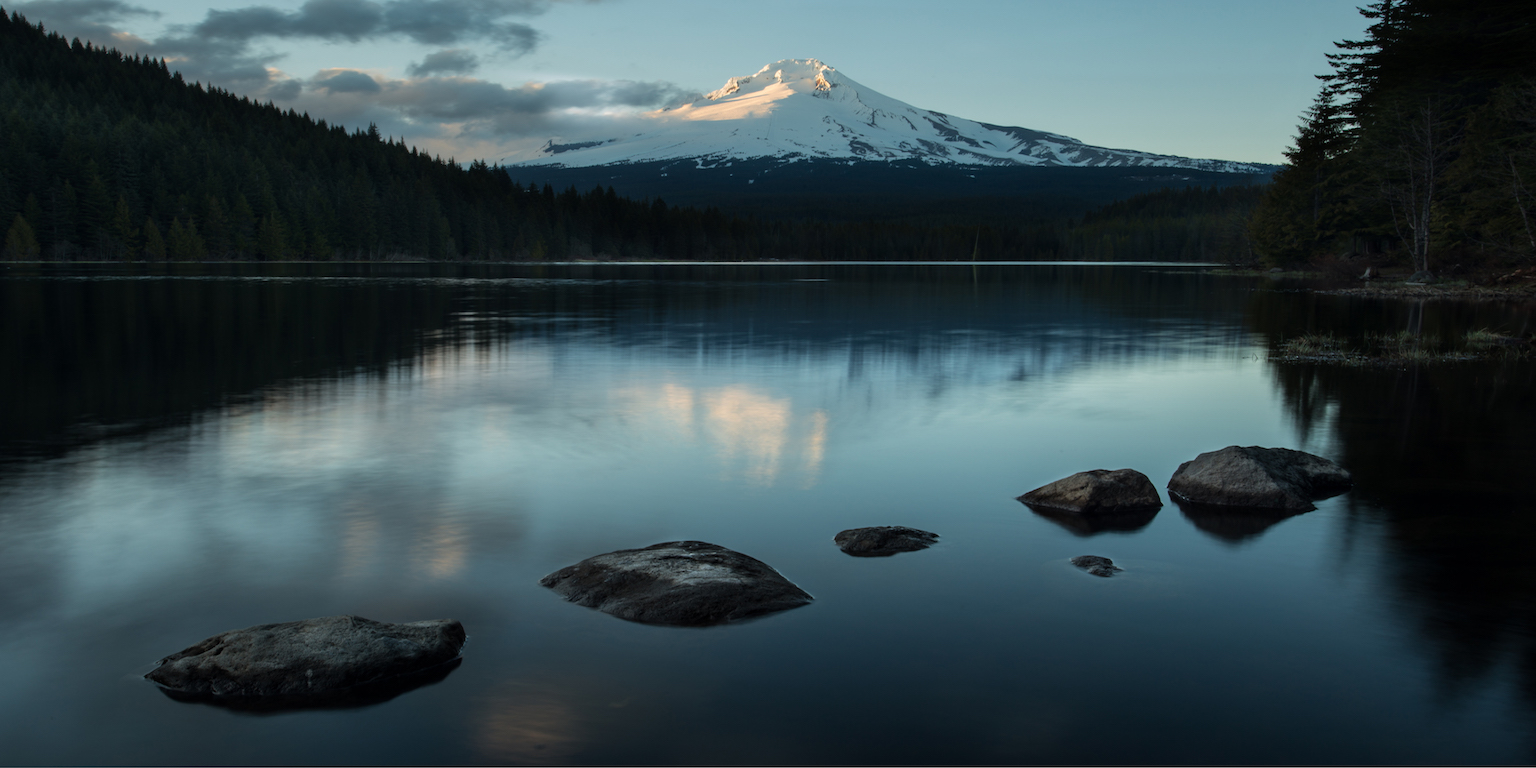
[506,159,1273,225]
[0,6,1267,264]
[1067,185,1265,263]
[1250,0,1536,271]
[0,8,760,262]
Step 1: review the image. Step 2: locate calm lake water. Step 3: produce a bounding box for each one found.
[1,262,1533,765]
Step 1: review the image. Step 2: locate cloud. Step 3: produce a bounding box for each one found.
[16,0,557,100]
[9,0,158,23]
[266,78,304,101]
[407,48,480,77]
[280,72,699,152]
[377,77,700,133]
[189,0,544,51]
[315,69,383,93]
[8,0,159,43]
[9,0,692,160]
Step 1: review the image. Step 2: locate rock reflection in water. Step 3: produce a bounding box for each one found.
[154,657,462,714]
[1173,499,1302,544]
[1022,503,1159,536]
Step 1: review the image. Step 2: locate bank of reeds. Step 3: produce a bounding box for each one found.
[1272,330,1531,366]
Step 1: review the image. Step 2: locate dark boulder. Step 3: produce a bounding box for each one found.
[833,526,938,557]
[145,615,465,702]
[1167,446,1351,511]
[1070,555,1122,577]
[539,541,813,626]
[1018,469,1163,515]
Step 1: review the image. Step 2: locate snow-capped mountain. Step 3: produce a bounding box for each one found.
[509,58,1267,173]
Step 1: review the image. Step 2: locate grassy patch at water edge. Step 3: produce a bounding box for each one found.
[1272,330,1532,365]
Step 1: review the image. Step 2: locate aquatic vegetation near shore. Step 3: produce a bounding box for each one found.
[1273,329,1531,365]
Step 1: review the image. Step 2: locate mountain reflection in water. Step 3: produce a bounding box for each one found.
[0,263,1532,765]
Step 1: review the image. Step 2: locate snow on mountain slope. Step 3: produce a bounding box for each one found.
[508,59,1267,173]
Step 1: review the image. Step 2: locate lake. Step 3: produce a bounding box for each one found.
[1,262,1533,765]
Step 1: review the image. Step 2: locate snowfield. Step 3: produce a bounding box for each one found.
[509,59,1267,173]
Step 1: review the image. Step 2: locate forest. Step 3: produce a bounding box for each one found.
[0,7,1270,264]
[1249,0,1536,272]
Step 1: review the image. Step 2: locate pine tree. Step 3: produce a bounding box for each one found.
[257,211,286,260]
[108,195,138,259]
[79,164,111,254]
[5,213,40,259]
[167,217,188,261]
[142,216,165,260]
[200,195,230,258]
[230,194,256,256]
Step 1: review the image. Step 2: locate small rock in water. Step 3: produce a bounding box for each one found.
[1070,555,1123,577]
[1018,468,1163,514]
[833,526,939,557]
[1167,445,1351,511]
[540,541,813,626]
[145,615,466,702]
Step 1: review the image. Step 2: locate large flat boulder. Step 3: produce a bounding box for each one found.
[834,526,938,557]
[540,541,813,626]
[1018,469,1163,514]
[1167,446,1351,511]
[145,615,466,701]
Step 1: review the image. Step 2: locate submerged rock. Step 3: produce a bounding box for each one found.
[1167,446,1351,511]
[833,526,938,557]
[145,615,466,702]
[1070,555,1122,577]
[1018,469,1163,515]
[539,541,813,626]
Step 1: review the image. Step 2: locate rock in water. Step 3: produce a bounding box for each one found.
[145,615,466,700]
[1018,469,1163,514]
[833,526,939,557]
[1167,446,1351,511]
[1070,555,1122,577]
[539,541,813,626]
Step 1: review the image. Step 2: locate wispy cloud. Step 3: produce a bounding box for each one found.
[294,70,698,137]
[8,0,693,160]
[188,0,544,52]
[8,0,159,46]
[408,48,480,77]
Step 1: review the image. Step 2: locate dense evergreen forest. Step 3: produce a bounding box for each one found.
[1250,0,1536,272]
[0,6,1263,263]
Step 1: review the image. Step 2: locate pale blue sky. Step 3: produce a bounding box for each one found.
[14,0,1369,164]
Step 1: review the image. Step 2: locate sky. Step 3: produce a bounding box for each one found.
[8,0,1372,165]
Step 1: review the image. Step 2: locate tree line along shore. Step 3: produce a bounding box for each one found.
[2,1,1533,275]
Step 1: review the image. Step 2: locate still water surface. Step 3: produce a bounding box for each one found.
[1,263,1533,764]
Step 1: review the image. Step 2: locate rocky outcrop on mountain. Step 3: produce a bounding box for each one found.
[540,541,813,626]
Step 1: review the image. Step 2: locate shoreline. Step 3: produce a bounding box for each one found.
[1223,267,1536,302]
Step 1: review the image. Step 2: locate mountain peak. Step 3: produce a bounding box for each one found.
[705,58,835,101]
[508,59,1271,174]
